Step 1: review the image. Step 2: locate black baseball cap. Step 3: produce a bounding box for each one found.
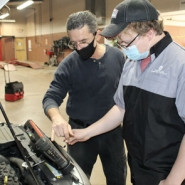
[101,0,159,38]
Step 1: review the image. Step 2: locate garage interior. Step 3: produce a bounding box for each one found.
[0,0,185,185]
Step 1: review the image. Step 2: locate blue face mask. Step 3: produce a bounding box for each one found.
[122,44,149,61]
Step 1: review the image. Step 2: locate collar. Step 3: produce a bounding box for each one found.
[150,31,173,58]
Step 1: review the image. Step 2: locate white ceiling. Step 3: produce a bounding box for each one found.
[1,0,185,26]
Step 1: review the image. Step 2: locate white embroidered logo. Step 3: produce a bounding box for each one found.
[112,9,118,18]
[151,66,167,75]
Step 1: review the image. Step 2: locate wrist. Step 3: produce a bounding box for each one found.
[85,126,95,139]
[164,175,183,185]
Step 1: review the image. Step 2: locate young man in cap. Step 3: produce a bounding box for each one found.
[67,0,185,185]
[43,10,127,185]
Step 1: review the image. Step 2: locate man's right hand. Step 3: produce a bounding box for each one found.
[47,108,74,141]
[51,118,74,141]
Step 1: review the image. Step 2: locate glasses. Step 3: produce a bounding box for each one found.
[116,34,139,49]
[68,36,94,50]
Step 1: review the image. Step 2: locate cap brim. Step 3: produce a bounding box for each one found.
[100,23,129,38]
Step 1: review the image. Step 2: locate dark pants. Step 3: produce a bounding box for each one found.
[68,119,127,185]
[128,154,185,185]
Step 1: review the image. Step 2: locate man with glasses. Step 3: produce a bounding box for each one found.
[67,0,185,185]
[42,10,127,185]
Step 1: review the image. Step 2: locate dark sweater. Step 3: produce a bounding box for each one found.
[43,45,125,124]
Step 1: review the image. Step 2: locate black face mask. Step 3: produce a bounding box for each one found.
[75,37,96,60]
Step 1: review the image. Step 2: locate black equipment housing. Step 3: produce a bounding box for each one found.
[0,103,90,185]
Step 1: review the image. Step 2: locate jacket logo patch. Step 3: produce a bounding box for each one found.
[151,66,167,76]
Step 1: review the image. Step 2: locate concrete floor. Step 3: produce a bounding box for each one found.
[0,64,131,185]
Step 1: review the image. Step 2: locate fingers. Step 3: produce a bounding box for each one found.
[62,124,70,139]
[67,136,86,145]
[65,135,79,145]
[52,121,74,141]
[65,129,89,145]
[52,124,63,137]
[64,132,77,144]
[52,127,88,145]
[61,124,74,139]
[67,139,78,145]
[68,124,74,137]
[51,130,55,141]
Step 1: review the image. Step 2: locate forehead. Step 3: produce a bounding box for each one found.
[68,25,92,42]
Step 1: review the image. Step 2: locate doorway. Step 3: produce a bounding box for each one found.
[15,38,27,61]
[0,37,15,61]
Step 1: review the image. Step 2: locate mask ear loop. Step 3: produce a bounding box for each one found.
[135,35,142,47]
[146,31,154,55]
[146,30,154,51]
[147,40,152,52]
[135,34,151,56]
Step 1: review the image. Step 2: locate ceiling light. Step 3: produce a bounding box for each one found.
[17,0,34,10]
[0,13,9,19]
[0,19,15,22]
[0,0,9,10]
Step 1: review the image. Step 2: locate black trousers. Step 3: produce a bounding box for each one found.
[67,118,127,185]
[128,154,185,185]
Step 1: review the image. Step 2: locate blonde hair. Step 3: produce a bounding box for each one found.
[125,20,164,36]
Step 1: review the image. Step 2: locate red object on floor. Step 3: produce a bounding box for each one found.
[5,93,24,102]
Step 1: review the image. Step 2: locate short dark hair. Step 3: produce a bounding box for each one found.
[66,10,97,34]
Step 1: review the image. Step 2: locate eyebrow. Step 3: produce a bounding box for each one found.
[71,38,87,43]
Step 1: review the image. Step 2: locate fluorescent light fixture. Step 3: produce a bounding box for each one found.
[0,13,9,19]
[0,19,15,22]
[17,0,34,10]
[161,10,185,26]
[0,0,9,10]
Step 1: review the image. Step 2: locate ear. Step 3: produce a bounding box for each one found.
[95,30,102,42]
[147,29,155,40]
